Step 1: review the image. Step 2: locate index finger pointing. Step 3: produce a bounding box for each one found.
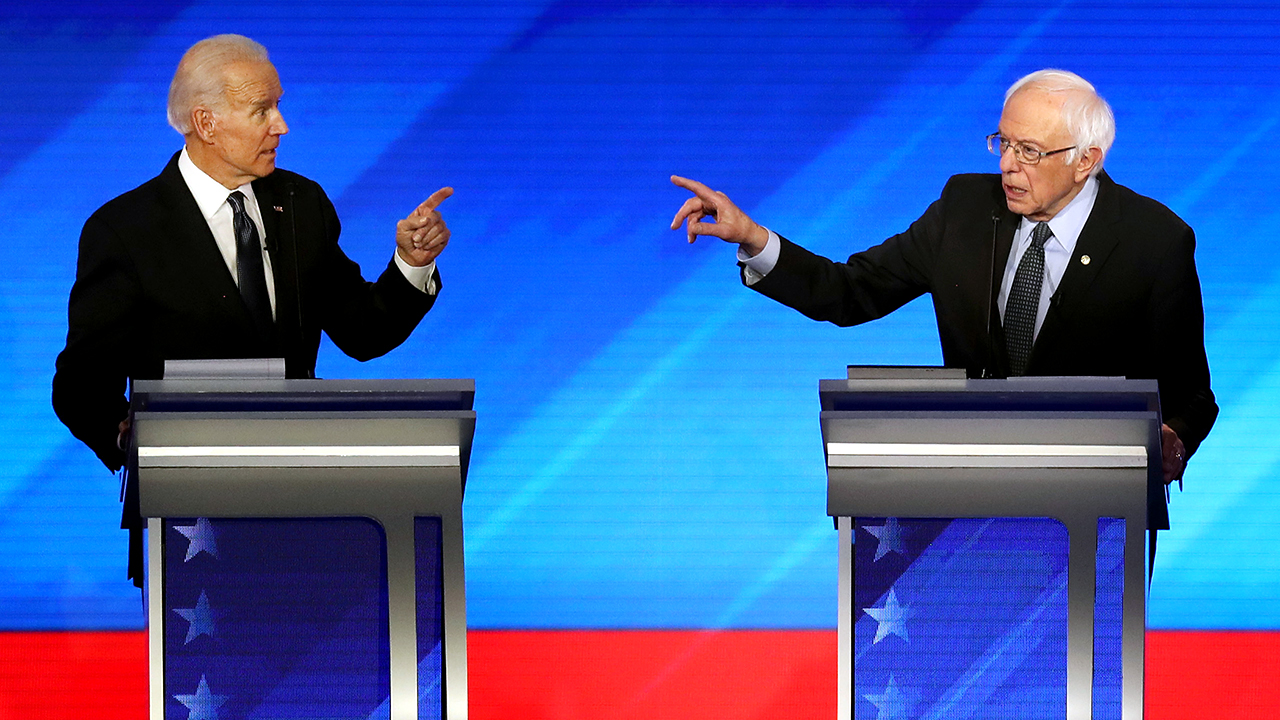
[416,186,455,215]
[670,175,721,205]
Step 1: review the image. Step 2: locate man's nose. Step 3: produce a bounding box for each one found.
[998,145,1019,174]
[271,109,288,136]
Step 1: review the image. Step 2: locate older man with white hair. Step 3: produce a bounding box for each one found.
[670,69,1217,534]
[53,34,454,584]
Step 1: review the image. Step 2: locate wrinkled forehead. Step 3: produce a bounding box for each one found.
[998,88,1069,144]
[221,60,283,105]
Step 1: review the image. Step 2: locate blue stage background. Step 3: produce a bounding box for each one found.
[3,0,1278,634]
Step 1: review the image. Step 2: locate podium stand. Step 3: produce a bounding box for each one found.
[821,374,1159,720]
[130,377,475,720]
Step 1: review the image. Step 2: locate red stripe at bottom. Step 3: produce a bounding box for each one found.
[468,629,835,720]
[1146,630,1280,716]
[0,631,148,718]
[0,629,1276,718]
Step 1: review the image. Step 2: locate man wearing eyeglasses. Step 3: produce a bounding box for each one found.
[669,69,1216,533]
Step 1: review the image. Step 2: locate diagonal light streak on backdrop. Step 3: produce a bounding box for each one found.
[465,0,1077,628]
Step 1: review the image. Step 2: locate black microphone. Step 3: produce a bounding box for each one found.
[983,210,1001,378]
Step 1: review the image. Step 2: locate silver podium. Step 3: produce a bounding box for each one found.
[130,377,475,720]
[821,372,1160,720]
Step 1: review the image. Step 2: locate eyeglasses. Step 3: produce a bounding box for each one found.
[987,133,1076,165]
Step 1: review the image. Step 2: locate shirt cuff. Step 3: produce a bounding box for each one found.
[737,229,781,286]
[394,252,438,295]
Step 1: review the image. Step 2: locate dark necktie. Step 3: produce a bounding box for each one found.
[226,191,274,340]
[1005,221,1052,376]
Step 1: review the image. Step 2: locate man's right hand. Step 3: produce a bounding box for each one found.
[395,186,454,267]
[669,175,769,256]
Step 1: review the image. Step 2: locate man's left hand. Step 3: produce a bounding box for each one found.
[396,186,453,267]
[1161,423,1186,486]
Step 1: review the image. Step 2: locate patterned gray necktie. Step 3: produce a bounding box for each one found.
[1005,221,1052,376]
[226,191,274,340]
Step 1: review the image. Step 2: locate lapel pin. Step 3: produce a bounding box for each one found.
[273,206,284,212]
[1080,255,1091,265]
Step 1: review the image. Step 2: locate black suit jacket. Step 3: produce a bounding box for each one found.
[749,172,1217,530]
[53,151,439,550]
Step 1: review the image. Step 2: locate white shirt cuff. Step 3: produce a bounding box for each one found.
[394,252,438,295]
[737,229,781,286]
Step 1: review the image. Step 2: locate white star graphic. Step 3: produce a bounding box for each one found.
[174,518,218,561]
[863,518,906,561]
[173,675,228,720]
[173,590,216,644]
[864,587,913,644]
[864,674,919,720]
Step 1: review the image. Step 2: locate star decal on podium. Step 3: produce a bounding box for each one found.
[865,587,913,644]
[864,674,919,720]
[863,517,906,561]
[174,518,218,561]
[174,590,217,644]
[174,675,228,720]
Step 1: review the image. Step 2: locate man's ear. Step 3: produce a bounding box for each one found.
[191,107,216,144]
[1075,146,1103,181]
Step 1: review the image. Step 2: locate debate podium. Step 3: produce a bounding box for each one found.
[821,371,1160,720]
[129,374,475,720]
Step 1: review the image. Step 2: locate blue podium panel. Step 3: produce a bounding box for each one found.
[1093,518,1127,720]
[162,517,450,720]
[415,517,445,720]
[852,517,1126,720]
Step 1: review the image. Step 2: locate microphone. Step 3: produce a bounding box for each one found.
[983,210,1001,378]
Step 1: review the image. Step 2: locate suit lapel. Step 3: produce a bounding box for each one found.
[253,175,298,358]
[1037,172,1122,346]
[253,176,284,292]
[254,179,280,251]
[155,154,243,303]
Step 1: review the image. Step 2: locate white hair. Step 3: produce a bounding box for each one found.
[167,34,270,135]
[1005,69,1115,176]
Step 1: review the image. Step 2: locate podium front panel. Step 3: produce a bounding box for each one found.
[846,516,1129,719]
[161,518,392,719]
[133,378,474,720]
[155,514,455,720]
[822,376,1157,720]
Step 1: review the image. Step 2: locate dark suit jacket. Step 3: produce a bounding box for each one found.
[749,171,1217,530]
[53,151,439,561]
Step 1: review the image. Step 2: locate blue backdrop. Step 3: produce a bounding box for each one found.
[3,0,1277,633]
